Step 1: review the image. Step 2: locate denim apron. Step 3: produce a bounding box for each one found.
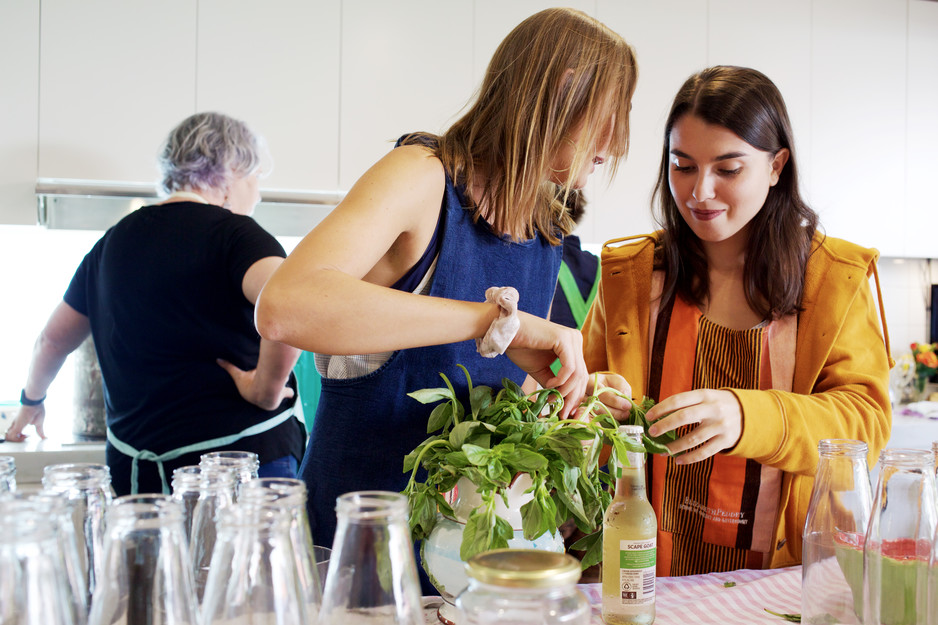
[299,173,562,555]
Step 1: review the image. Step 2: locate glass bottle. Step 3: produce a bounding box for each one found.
[87,494,199,625]
[171,464,201,543]
[863,448,936,625]
[41,463,112,607]
[319,491,424,625]
[602,424,656,625]
[239,477,322,620]
[188,463,236,603]
[802,439,872,625]
[0,455,15,493]
[200,500,307,625]
[1,491,89,625]
[0,498,77,625]
[456,549,589,624]
[200,450,259,500]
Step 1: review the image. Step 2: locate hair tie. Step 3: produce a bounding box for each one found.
[476,287,521,358]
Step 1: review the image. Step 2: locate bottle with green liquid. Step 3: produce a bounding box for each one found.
[602,424,657,625]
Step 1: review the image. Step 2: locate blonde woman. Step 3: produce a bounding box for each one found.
[256,7,638,571]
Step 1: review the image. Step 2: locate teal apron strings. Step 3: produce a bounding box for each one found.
[550,259,602,375]
[107,406,296,495]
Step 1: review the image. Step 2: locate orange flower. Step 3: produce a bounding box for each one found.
[917,351,938,369]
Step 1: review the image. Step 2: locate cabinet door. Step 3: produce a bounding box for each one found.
[810,0,907,256]
[905,0,938,259]
[197,0,341,193]
[38,0,196,184]
[708,0,813,196]
[338,0,474,190]
[585,0,708,247]
[0,0,40,225]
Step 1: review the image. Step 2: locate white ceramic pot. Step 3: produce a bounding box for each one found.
[421,474,564,624]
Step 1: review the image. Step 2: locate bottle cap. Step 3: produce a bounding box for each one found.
[465,549,581,588]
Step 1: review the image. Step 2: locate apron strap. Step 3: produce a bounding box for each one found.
[557,259,601,329]
[107,406,296,495]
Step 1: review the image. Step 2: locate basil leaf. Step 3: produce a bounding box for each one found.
[408,387,453,404]
[504,448,548,473]
[469,385,493,418]
[462,444,490,466]
[544,432,584,466]
[427,402,453,433]
[570,530,603,570]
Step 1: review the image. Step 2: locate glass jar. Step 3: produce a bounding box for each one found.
[0,455,15,493]
[200,450,259,499]
[456,549,590,625]
[200,500,308,624]
[188,464,236,603]
[802,439,872,625]
[170,464,201,543]
[41,463,112,606]
[863,448,936,625]
[319,491,424,625]
[240,477,322,619]
[87,494,199,625]
[0,499,77,625]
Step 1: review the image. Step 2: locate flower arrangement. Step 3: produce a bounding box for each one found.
[911,342,938,396]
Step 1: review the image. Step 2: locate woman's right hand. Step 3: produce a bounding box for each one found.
[5,404,47,442]
[505,312,588,419]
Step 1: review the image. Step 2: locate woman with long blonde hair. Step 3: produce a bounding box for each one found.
[256,8,638,579]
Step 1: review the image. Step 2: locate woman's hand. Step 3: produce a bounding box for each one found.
[5,404,47,442]
[645,389,742,464]
[584,372,633,421]
[505,312,588,419]
[217,359,296,411]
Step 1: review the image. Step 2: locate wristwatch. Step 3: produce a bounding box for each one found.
[20,389,46,406]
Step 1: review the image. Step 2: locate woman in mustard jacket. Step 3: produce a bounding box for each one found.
[582,66,892,575]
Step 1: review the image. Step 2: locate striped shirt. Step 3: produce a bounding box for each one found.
[649,295,782,576]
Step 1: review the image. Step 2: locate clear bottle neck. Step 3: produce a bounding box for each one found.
[614,432,647,500]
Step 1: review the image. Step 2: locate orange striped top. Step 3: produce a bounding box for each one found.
[648,295,782,576]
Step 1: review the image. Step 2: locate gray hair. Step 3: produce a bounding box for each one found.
[158,112,262,194]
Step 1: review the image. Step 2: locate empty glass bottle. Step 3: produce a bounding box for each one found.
[240,478,322,620]
[456,549,589,625]
[0,491,89,625]
[0,455,15,493]
[42,463,112,606]
[802,439,872,625]
[863,448,936,625]
[87,494,199,625]
[200,450,258,500]
[188,463,236,603]
[200,500,307,625]
[171,464,202,543]
[0,497,79,625]
[319,491,424,625]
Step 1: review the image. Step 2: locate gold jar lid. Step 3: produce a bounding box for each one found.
[464,549,582,588]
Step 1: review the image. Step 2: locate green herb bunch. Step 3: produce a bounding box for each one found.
[401,365,668,569]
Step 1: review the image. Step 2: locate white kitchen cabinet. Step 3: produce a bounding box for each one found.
[0,0,40,225]
[809,0,907,255]
[905,0,938,259]
[708,0,813,196]
[38,0,197,184]
[338,0,475,191]
[197,0,342,194]
[583,0,708,246]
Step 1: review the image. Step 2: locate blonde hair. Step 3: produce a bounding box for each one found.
[404,8,637,244]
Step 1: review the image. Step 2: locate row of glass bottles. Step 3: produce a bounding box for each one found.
[802,439,938,625]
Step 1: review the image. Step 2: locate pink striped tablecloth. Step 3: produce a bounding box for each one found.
[578,566,803,625]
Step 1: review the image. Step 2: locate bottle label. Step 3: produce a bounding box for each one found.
[617,538,656,605]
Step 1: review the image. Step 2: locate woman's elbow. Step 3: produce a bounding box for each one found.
[254,289,289,343]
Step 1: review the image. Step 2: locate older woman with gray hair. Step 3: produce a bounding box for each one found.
[6,112,306,496]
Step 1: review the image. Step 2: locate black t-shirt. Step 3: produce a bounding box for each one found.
[64,202,305,494]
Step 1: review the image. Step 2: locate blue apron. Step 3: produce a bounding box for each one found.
[299,172,562,552]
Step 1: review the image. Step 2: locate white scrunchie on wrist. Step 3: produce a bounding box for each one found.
[475,286,521,358]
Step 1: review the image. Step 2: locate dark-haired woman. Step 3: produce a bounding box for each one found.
[582,66,892,575]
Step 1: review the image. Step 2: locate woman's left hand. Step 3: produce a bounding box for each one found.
[217,359,295,411]
[644,389,742,465]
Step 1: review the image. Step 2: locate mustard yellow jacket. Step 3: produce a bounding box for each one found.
[581,232,893,568]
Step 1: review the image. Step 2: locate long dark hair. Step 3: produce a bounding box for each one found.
[652,66,819,320]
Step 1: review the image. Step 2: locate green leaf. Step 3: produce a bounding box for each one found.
[723,581,736,588]
[469,385,493,418]
[569,530,603,570]
[504,448,548,473]
[544,431,584,466]
[444,451,470,468]
[764,609,801,623]
[449,421,481,449]
[407,387,453,404]
[427,402,453,433]
[462,444,490,466]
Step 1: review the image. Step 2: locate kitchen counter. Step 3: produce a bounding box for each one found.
[0,436,106,487]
